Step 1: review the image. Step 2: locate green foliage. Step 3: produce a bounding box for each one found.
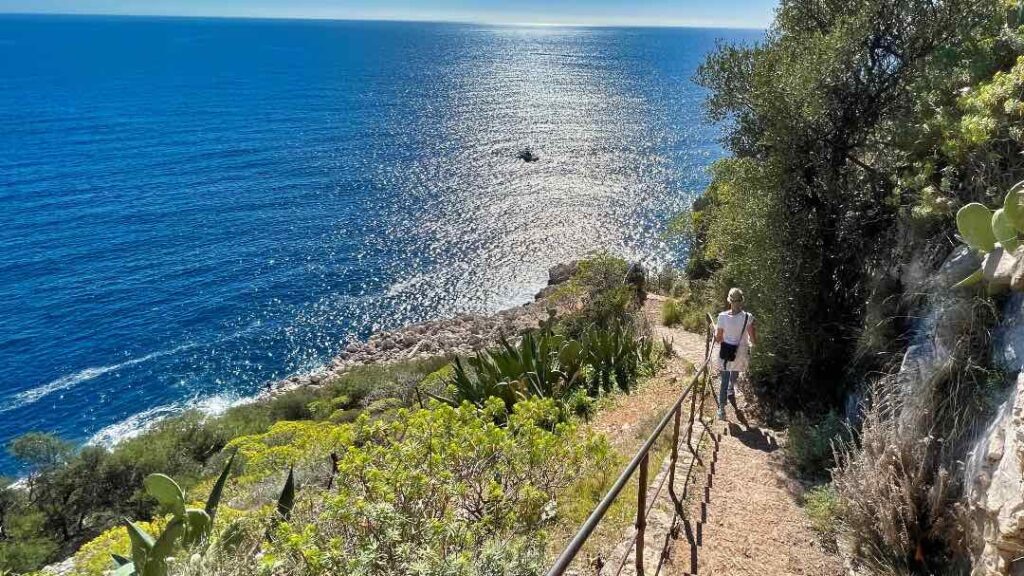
[685,0,1014,414]
[956,202,997,252]
[0,356,449,574]
[785,412,849,480]
[8,433,72,472]
[803,485,840,553]
[581,322,646,395]
[438,323,660,414]
[232,398,610,575]
[661,298,683,326]
[948,180,1024,288]
[0,507,58,574]
[551,253,636,337]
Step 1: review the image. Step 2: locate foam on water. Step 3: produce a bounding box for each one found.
[87,393,255,448]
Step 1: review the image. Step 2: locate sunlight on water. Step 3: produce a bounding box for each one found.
[0,17,760,472]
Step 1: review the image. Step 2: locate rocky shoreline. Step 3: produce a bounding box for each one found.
[260,262,581,397]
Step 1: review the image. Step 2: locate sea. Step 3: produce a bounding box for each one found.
[0,14,761,474]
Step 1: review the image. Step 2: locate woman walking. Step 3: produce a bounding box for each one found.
[714,288,756,420]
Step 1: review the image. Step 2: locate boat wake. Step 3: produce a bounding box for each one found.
[0,343,200,414]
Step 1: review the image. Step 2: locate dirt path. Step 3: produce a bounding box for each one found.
[690,408,842,576]
[591,295,842,576]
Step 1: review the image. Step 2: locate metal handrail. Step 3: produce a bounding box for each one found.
[546,313,717,576]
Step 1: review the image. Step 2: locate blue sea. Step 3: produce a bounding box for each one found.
[0,14,759,473]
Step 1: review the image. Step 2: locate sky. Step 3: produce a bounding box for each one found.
[0,0,777,29]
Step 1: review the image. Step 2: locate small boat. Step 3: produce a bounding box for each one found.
[517,148,540,162]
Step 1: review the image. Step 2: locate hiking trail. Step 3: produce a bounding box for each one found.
[580,295,842,576]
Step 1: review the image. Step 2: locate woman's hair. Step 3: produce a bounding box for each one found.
[727,287,744,303]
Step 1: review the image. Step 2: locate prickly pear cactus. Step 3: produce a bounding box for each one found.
[957,202,996,253]
[953,181,1024,290]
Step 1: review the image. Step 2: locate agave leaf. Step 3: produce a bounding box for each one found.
[205,451,236,522]
[1006,181,1024,232]
[276,468,296,521]
[993,209,1020,251]
[143,474,186,519]
[956,202,996,253]
[125,520,155,570]
[111,553,132,567]
[952,268,984,289]
[420,388,459,407]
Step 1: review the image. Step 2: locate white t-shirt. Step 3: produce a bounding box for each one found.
[716,310,754,371]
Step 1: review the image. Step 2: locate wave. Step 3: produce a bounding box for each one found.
[87,393,254,448]
[0,343,199,414]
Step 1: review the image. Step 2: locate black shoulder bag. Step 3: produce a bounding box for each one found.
[718,312,749,363]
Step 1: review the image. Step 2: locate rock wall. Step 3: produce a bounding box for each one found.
[965,374,1024,576]
[918,249,1024,575]
[887,244,1024,575]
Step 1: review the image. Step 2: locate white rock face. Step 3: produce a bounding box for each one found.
[965,373,1024,576]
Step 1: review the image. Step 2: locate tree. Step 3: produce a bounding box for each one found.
[8,433,71,472]
[690,0,1005,409]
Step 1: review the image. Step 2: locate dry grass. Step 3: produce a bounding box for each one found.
[832,379,965,576]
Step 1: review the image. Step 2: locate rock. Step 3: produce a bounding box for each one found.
[983,247,1017,292]
[1011,247,1024,292]
[933,245,982,290]
[965,373,1024,575]
[40,557,75,576]
[547,261,578,286]
[992,294,1024,373]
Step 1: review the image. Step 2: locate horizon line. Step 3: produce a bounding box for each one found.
[0,10,769,31]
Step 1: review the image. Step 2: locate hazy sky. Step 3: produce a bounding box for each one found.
[0,0,777,28]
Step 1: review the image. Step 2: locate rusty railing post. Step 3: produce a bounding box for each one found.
[636,452,649,576]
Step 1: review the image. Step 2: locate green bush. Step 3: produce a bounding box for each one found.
[437,323,660,413]
[661,298,683,326]
[803,484,840,552]
[165,398,613,575]
[551,253,637,338]
[1,356,450,574]
[785,412,848,480]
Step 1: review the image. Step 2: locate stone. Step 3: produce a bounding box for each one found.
[547,261,579,285]
[1011,246,1024,291]
[933,244,982,289]
[983,247,1017,292]
[965,373,1024,575]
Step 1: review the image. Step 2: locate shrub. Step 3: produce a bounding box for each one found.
[803,484,840,552]
[832,381,960,575]
[551,253,636,338]
[785,411,849,480]
[438,323,660,411]
[661,298,683,326]
[164,398,613,575]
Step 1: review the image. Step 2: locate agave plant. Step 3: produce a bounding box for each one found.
[953,180,1024,289]
[428,329,589,409]
[583,322,646,394]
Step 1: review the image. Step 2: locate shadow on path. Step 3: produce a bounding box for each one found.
[725,402,778,453]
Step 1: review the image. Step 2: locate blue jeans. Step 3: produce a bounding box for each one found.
[718,371,738,414]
